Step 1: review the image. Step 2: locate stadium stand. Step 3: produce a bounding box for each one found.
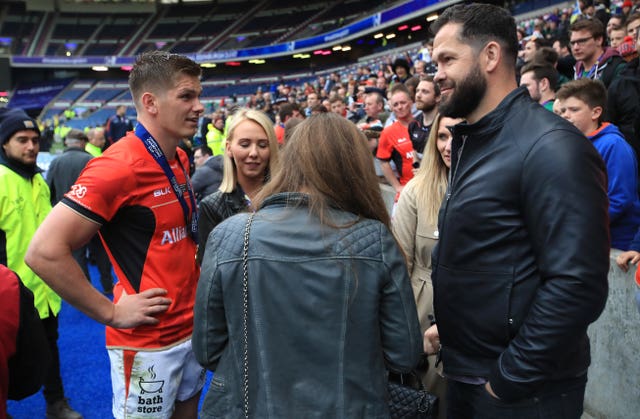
[1,0,577,134]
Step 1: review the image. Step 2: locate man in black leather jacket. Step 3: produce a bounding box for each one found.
[423,4,610,418]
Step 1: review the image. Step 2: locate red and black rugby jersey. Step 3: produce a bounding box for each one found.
[63,132,199,349]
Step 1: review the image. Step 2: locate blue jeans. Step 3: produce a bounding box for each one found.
[446,378,585,419]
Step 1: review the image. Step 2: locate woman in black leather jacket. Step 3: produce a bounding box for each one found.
[196,108,280,264]
[193,113,422,418]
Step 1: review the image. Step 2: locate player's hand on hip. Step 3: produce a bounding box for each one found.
[110,288,171,328]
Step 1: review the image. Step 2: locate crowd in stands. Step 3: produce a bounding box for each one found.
[25,0,640,260]
[184,0,640,260]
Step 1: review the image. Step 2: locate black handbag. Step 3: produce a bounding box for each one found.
[388,371,438,419]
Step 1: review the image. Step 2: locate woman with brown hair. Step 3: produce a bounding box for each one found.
[196,108,279,264]
[392,113,462,417]
[193,113,422,418]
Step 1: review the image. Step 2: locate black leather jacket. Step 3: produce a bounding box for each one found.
[607,57,640,160]
[432,88,610,401]
[193,193,422,418]
[197,186,247,264]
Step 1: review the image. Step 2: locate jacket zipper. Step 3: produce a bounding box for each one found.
[446,134,467,201]
[433,133,466,325]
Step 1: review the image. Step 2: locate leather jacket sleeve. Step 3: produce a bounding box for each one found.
[379,224,423,373]
[193,232,227,371]
[489,129,610,401]
[608,75,640,157]
[190,166,213,198]
[196,193,223,264]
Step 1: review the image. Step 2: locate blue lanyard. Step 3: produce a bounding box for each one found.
[135,123,198,243]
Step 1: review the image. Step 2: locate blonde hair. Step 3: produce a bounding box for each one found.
[412,114,450,226]
[219,108,280,193]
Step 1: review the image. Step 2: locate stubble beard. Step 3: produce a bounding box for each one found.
[416,100,437,113]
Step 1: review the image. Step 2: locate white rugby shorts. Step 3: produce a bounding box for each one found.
[108,339,206,419]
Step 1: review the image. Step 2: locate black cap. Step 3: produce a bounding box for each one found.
[0,109,40,144]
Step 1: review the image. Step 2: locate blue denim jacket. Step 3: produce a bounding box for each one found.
[193,192,422,418]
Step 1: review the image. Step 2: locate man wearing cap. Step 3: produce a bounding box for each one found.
[0,110,82,419]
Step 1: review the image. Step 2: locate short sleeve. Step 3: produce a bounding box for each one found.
[376,126,394,161]
[62,155,138,224]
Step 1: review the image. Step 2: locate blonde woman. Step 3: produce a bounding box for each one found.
[392,114,462,416]
[197,109,279,264]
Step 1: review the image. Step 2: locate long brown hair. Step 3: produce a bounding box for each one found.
[254,113,390,229]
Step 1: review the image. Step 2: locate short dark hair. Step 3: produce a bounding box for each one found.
[195,145,213,156]
[418,74,441,96]
[389,82,411,97]
[311,104,328,113]
[431,3,518,66]
[366,91,385,106]
[553,36,571,50]
[521,62,559,91]
[129,51,202,107]
[570,18,605,44]
[278,103,294,122]
[328,94,345,105]
[534,47,559,66]
[556,79,607,122]
[527,36,548,50]
[608,14,627,30]
[404,76,420,95]
[627,12,640,29]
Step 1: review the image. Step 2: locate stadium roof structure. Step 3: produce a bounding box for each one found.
[2,0,463,68]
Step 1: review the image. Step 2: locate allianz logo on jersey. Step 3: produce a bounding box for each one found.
[153,184,187,198]
[160,226,187,245]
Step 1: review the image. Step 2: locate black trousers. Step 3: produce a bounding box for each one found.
[72,235,114,293]
[88,235,114,293]
[446,379,585,419]
[41,312,65,404]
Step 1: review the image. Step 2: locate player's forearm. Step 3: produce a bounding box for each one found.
[25,247,115,324]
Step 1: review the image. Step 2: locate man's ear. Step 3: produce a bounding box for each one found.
[483,41,502,73]
[539,77,550,92]
[591,105,603,122]
[594,35,604,48]
[141,92,158,115]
